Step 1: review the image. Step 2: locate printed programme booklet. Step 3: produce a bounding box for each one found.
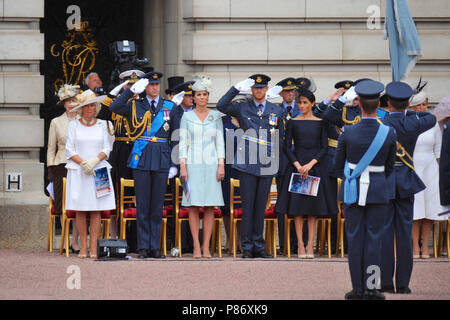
[180,177,191,201]
[94,167,112,198]
[288,173,320,197]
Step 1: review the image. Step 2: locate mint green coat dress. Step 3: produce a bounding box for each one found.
[179,110,225,207]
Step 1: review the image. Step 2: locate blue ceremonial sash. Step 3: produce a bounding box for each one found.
[129,100,174,169]
[343,124,389,205]
[377,108,388,120]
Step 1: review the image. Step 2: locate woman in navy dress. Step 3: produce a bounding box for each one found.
[275,90,337,258]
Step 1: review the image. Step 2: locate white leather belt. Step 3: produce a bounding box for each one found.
[348,163,384,206]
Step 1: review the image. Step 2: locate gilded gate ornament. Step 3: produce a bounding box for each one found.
[50,21,99,91]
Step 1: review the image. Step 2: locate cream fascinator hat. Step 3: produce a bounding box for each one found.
[71,89,106,114]
[192,75,212,92]
[409,77,428,107]
[56,84,80,105]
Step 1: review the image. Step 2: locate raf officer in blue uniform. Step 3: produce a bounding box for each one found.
[380,81,436,294]
[110,71,179,259]
[275,77,301,254]
[440,121,450,207]
[334,80,397,300]
[97,64,144,250]
[217,74,285,258]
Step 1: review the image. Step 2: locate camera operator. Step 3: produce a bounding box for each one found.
[85,72,104,95]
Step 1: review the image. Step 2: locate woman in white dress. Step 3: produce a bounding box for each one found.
[410,86,445,259]
[179,76,225,258]
[66,90,116,258]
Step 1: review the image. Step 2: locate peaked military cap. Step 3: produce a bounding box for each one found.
[386,81,413,102]
[142,71,163,84]
[295,77,317,93]
[118,63,145,84]
[174,80,195,95]
[276,77,297,91]
[335,80,354,91]
[249,74,271,88]
[355,79,385,99]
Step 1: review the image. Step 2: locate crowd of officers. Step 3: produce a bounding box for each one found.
[49,62,450,300]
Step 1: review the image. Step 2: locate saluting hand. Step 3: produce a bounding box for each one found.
[266,85,283,99]
[109,80,129,97]
[171,91,185,106]
[234,78,255,92]
[327,88,345,103]
[130,78,149,95]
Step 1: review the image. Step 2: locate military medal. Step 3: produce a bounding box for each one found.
[270,127,276,134]
[286,114,291,120]
[163,122,170,131]
[257,110,263,117]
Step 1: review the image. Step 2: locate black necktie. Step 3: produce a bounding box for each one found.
[151,100,156,114]
[258,104,264,114]
[287,106,292,116]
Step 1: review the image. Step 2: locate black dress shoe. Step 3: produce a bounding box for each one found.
[137,249,149,259]
[242,250,253,259]
[380,286,395,293]
[396,287,412,294]
[344,290,364,300]
[150,249,166,259]
[253,251,274,259]
[363,290,386,300]
[70,246,80,254]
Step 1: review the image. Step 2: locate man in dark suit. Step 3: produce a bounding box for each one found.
[275,77,301,255]
[110,71,179,259]
[380,81,437,294]
[335,80,397,300]
[440,121,450,207]
[217,74,284,258]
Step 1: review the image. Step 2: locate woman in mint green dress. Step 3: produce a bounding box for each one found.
[179,76,225,258]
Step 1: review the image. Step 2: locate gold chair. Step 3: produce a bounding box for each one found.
[435,220,450,258]
[229,178,277,258]
[47,194,59,252]
[119,178,169,256]
[60,177,112,257]
[229,178,242,258]
[59,177,77,257]
[316,216,332,258]
[336,178,345,257]
[264,178,278,258]
[174,177,223,257]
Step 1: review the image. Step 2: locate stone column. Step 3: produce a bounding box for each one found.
[0,0,47,249]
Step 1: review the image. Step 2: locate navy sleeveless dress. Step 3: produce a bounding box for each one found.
[275,119,338,216]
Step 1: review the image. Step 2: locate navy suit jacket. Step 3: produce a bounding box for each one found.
[216,87,285,177]
[315,99,361,128]
[110,88,179,172]
[334,119,397,204]
[382,110,436,199]
[440,123,450,206]
[278,102,301,176]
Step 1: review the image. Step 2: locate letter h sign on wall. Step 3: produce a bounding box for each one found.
[6,173,22,192]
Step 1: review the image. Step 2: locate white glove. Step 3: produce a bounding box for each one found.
[171,91,185,106]
[168,166,178,179]
[342,86,357,103]
[234,78,255,92]
[80,157,101,176]
[266,85,283,99]
[109,80,129,96]
[130,78,149,95]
